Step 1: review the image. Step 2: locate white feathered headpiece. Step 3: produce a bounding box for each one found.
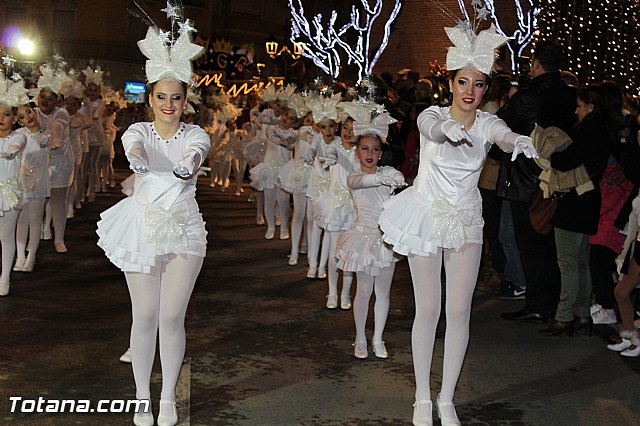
[276,84,296,106]
[340,100,397,140]
[261,84,279,103]
[58,70,86,100]
[431,0,508,75]
[306,92,342,123]
[288,93,311,120]
[81,66,104,86]
[0,74,29,107]
[133,1,203,83]
[37,64,69,94]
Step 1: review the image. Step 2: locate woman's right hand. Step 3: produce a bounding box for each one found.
[441,119,471,144]
[126,152,149,175]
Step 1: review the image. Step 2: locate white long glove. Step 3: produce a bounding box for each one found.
[126,151,149,175]
[441,119,472,144]
[318,145,338,170]
[1,144,22,159]
[376,174,407,188]
[511,136,539,161]
[173,150,199,178]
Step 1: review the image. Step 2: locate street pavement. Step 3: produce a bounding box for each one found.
[1,170,639,426]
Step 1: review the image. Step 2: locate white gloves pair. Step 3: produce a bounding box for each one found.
[511,136,539,161]
[376,174,407,188]
[318,146,338,170]
[441,120,471,144]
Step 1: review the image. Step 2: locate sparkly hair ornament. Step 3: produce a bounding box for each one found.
[260,84,279,103]
[81,66,104,86]
[432,0,509,75]
[58,70,86,100]
[339,77,396,141]
[0,73,29,107]
[306,92,342,123]
[276,84,296,106]
[131,0,204,83]
[288,93,311,119]
[36,64,69,94]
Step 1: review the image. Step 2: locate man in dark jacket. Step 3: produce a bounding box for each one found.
[497,41,577,323]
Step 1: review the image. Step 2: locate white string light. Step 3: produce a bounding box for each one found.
[288,0,402,83]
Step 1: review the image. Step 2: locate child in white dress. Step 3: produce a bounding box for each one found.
[312,117,357,309]
[0,85,28,295]
[249,107,297,239]
[335,102,403,359]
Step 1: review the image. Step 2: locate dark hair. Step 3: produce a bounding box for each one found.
[147,80,188,97]
[448,68,490,84]
[576,84,617,147]
[597,80,624,113]
[532,40,563,73]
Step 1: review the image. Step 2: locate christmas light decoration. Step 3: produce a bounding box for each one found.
[536,0,639,95]
[288,0,402,83]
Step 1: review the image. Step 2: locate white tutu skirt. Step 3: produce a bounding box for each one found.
[306,171,330,200]
[0,176,21,216]
[250,161,282,191]
[49,153,75,188]
[243,138,265,167]
[313,183,356,232]
[277,158,311,194]
[378,186,483,256]
[336,225,399,276]
[97,196,207,273]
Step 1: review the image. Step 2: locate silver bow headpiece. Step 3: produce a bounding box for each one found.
[138,26,203,83]
[445,24,508,75]
[0,74,29,107]
[306,92,341,123]
[288,93,311,119]
[37,64,70,94]
[340,100,397,140]
[261,84,279,103]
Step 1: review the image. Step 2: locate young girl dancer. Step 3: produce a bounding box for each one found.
[37,79,73,253]
[335,106,404,358]
[0,79,28,295]
[14,103,50,272]
[313,112,358,310]
[81,67,105,203]
[278,99,315,266]
[249,107,297,239]
[378,23,537,425]
[305,93,342,279]
[97,14,207,426]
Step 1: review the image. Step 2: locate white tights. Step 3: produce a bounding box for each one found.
[43,187,69,244]
[68,162,82,211]
[353,266,395,343]
[327,230,353,297]
[16,197,47,265]
[408,243,482,409]
[308,219,329,270]
[232,159,247,194]
[86,147,101,200]
[125,254,203,403]
[289,193,308,257]
[264,187,290,233]
[0,210,19,282]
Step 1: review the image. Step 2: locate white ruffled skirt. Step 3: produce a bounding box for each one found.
[0,176,21,216]
[378,186,483,256]
[97,196,207,273]
[277,158,311,194]
[336,224,399,276]
[312,182,356,232]
[249,160,283,191]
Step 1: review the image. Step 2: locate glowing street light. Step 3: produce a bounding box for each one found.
[18,38,34,55]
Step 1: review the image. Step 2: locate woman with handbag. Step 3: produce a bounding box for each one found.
[539,84,615,337]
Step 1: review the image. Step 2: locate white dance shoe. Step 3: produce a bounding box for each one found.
[340,295,352,310]
[0,280,9,297]
[372,340,388,359]
[264,228,275,240]
[119,348,132,363]
[157,400,178,426]
[317,268,327,279]
[132,399,153,426]
[412,400,432,426]
[353,341,368,359]
[436,395,461,426]
[13,259,25,272]
[326,294,338,309]
[607,339,631,352]
[306,265,317,279]
[288,253,298,266]
[54,242,68,253]
[279,229,290,240]
[41,228,52,240]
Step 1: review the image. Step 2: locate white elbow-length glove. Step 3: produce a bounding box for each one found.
[441,119,472,144]
[126,151,149,175]
[511,136,539,161]
[173,150,199,178]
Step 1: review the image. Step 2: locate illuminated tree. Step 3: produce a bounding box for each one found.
[536,0,640,95]
[288,0,402,83]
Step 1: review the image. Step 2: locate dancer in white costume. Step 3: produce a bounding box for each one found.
[36,68,73,253]
[0,77,29,295]
[305,93,342,279]
[378,18,538,425]
[249,107,297,240]
[96,10,206,426]
[81,67,106,203]
[14,104,50,273]
[277,96,315,266]
[334,100,403,358]
[312,113,358,310]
